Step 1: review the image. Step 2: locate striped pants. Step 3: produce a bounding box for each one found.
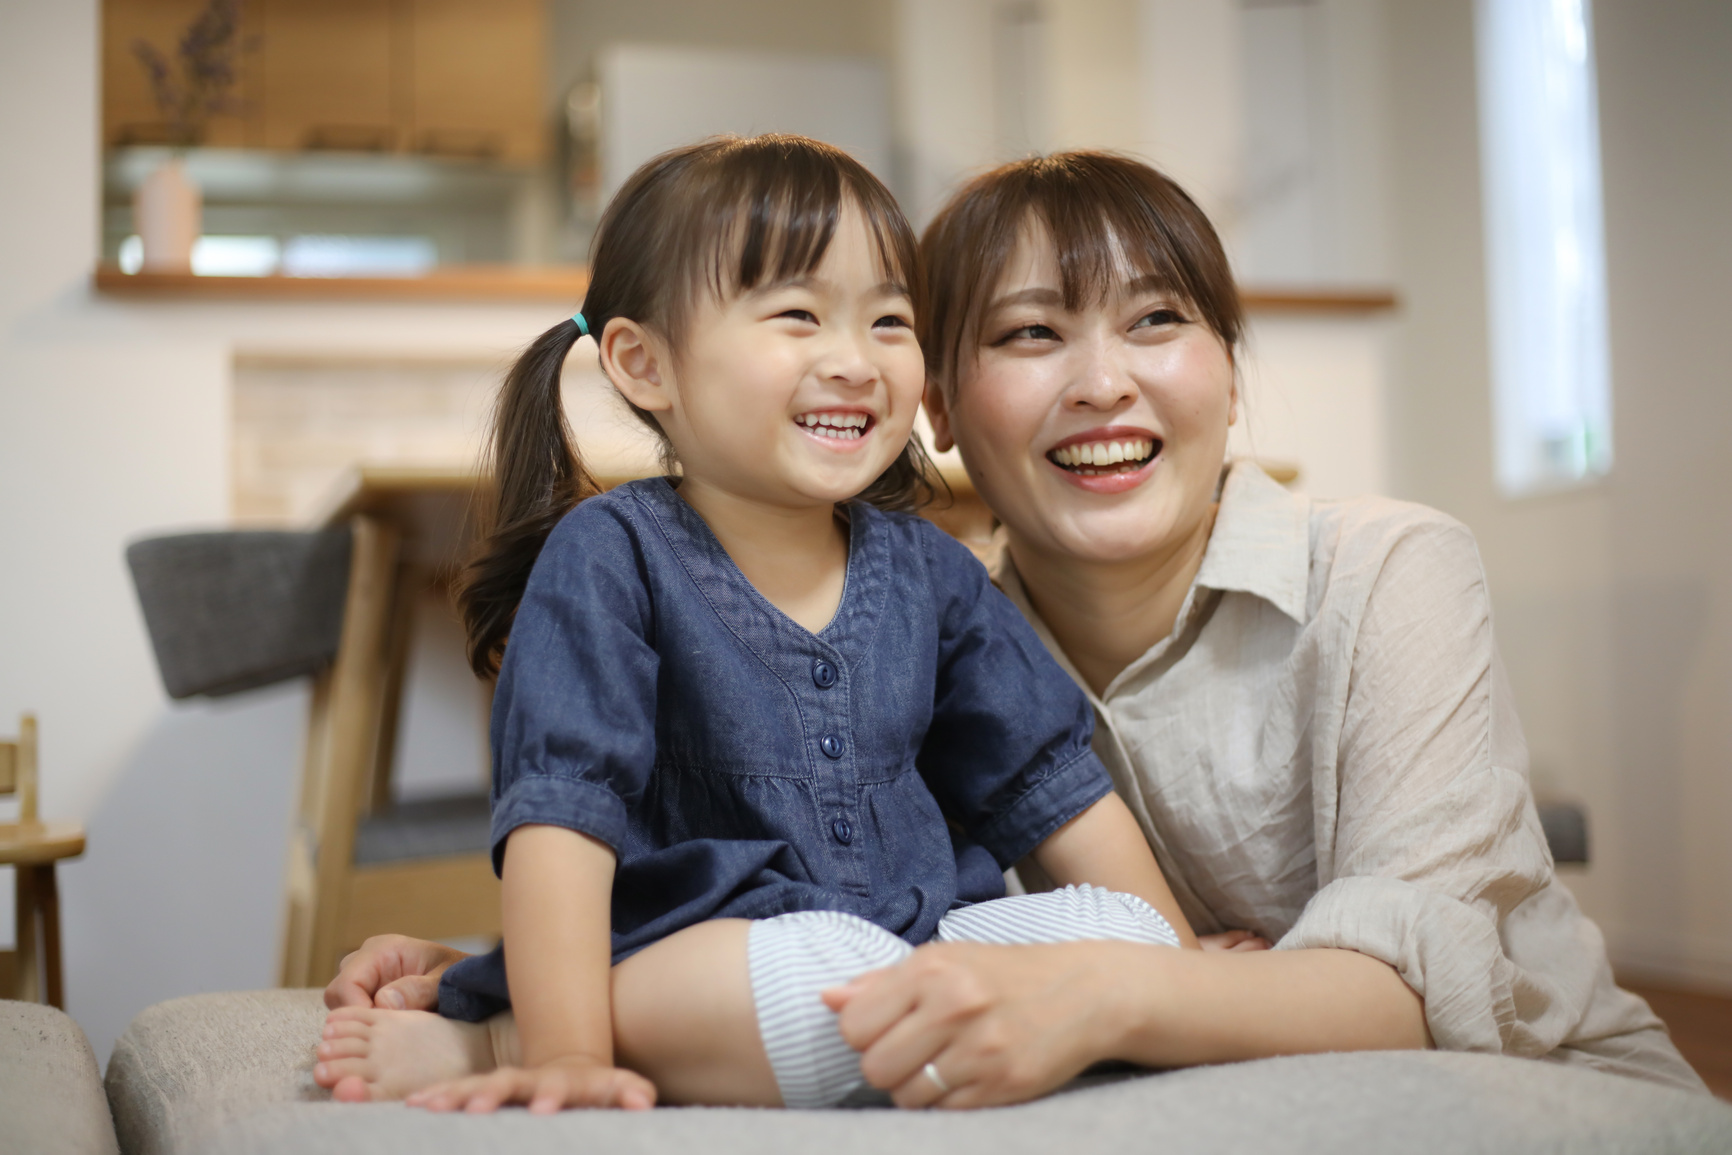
[746,884,1179,1108]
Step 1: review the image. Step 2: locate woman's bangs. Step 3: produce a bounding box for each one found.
[1041,182,1190,315]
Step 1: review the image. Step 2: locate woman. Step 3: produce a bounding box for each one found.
[323,152,1704,1105]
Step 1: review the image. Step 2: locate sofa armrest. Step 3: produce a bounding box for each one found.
[1,999,120,1155]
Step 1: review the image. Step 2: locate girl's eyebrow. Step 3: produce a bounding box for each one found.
[749,276,910,298]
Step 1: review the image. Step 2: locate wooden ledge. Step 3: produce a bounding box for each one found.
[0,822,86,866]
[92,264,590,302]
[94,264,1394,312]
[1241,288,1398,313]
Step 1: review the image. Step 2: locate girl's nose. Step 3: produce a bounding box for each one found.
[819,331,880,388]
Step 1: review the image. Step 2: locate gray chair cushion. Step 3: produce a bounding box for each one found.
[105,989,1732,1155]
[126,530,352,699]
[0,999,120,1155]
[353,792,492,866]
[1538,801,1590,864]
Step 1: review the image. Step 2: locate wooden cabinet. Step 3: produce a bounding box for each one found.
[258,0,399,153]
[103,0,547,164]
[406,0,545,163]
[102,0,257,147]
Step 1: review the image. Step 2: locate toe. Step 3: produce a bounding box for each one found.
[325,1006,379,1027]
[317,1038,369,1061]
[319,1059,376,1101]
[332,1073,375,1103]
[323,1018,372,1041]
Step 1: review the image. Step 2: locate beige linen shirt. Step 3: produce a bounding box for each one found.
[992,462,1703,1093]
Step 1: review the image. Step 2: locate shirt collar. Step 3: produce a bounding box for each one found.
[1192,461,1311,624]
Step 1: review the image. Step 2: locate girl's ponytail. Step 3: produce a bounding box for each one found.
[459,315,597,677]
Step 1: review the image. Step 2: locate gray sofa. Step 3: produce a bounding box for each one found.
[4,990,1714,1155]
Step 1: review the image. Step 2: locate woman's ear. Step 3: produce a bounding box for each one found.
[1227,382,1240,428]
[598,318,674,413]
[922,380,956,452]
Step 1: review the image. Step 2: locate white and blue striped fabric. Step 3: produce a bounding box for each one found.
[746,885,1179,1108]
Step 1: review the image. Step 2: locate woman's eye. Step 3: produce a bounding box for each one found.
[1132,308,1186,329]
[995,323,1059,344]
[872,314,911,330]
[778,309,818,324]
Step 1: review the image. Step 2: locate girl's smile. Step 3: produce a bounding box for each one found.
[793,408,875,444]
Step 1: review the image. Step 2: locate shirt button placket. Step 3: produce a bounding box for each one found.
[812,654,859,865]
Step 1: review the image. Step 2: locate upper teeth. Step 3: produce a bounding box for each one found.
[1050,439,1156,468]
[797,412,869,439]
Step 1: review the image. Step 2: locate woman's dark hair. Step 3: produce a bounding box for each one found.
[920,151,1243,396]
[460,133,933,676]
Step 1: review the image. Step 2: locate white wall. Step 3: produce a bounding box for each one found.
[0,0,589,1063]
[1383,0,1732,990]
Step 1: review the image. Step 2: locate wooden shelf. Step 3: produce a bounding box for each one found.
[92,264,589,302]
[1241,288,1398,313]
[93,264,1393,311]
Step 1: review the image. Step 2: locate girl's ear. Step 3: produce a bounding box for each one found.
[922,380,956,452]
[598,318,674,413]
[1227,381,1240,428]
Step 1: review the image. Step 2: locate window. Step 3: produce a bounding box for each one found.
[1475,0,1612,496]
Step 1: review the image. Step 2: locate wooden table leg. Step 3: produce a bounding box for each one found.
[39,865,64,1009]
[13,861,40,1003]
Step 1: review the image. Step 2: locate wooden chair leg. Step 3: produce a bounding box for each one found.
[14,862,40,1003]
[39,865,64,1009]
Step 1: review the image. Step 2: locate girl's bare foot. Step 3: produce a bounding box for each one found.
[314,1007,511,1102]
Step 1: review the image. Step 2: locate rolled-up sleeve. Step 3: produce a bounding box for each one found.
[1275,521,1568,1055]
[486,503,659,872]
[914,523,1113,868]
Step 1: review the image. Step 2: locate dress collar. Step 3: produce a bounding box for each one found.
[1191,461,1311,625]
[987,460,1312,691]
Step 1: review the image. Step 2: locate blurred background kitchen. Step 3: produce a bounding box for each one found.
[0,0,1727,1082]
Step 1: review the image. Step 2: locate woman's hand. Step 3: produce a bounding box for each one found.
[406,1056,656,1114]
[1199,929,1271,952]
[323,935,471,1011]
[823,940,1127,1110]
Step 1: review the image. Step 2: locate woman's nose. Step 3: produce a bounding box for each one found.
[1064,341,1137,411]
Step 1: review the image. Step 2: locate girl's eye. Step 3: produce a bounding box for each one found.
[994,323,1059,345]
[778,309,818,324]
[872,314,911,330]
[1132,308,1187,330]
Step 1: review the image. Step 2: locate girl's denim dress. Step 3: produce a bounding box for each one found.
[439,478,1113,1020]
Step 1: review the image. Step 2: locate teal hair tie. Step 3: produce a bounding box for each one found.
[571,311,590,337]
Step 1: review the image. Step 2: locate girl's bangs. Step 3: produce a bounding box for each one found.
[690,139,916,305]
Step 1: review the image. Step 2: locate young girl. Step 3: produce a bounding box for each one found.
[315,134,1196,1113]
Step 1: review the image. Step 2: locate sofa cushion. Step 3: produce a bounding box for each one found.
[106,989,1732,1155]
[0,999,120,1155]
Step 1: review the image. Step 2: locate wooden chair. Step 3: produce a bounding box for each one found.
[0,714,86,1008]
[278,471,504,989]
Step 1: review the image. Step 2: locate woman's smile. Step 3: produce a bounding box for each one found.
[1045,424,1164,493]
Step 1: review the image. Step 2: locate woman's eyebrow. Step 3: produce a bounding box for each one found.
[986,286,1064,311]
[1118,273,1176,299]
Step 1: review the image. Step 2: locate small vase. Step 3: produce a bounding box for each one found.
[134,157,202,273]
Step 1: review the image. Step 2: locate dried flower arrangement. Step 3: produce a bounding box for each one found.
[132,0,248,149]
